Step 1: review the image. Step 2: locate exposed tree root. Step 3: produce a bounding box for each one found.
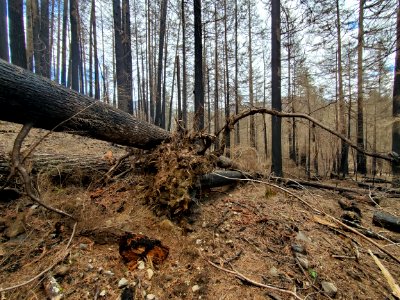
[11,123,74,219]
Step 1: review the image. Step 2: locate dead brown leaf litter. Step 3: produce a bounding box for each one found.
[0,122,400,299]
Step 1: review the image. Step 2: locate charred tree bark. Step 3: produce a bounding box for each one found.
[0,0,9,61]
[373,211,400,233]
[0,59,170,149]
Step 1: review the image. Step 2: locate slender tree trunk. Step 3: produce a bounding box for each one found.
[90,0,100,100]
[193,0,204,131]
[61,0,68,86]
[336,0,348,177]
[271,0,282,176]
[49,0,55,78]
[214,4,219,149]
[147,0,154,122]
[392,0,400,187]
[40,0,50,78]
[248,0,256,148]
[89,2,93,98]
[26,0,34,71]
[357,0,367,174]
[70,0,80,91]
[0,0,9,61]
[167,55,176,131]
[55,0,61,82]
[8,0,27,69]
[92,1,100,100]
[122,0,133,113]
[161,27,169,129]
[181,0,188,128]
[77,6,85,94]
[177,55,182,123]
[223,0,230,155]
[133,0,142,115]
[113,0,129,113]
[155,0,168,127]
[234,0,240,145]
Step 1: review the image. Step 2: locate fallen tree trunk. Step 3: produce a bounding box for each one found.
[0,59,170,149]
[0,151,244,189]
[373,211,400,233]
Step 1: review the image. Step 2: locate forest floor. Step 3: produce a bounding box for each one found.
[0,121,400,300]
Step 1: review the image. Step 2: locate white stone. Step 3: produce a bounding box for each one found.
[118,278,129,288]
[138,261,145,270]
[146,294,156,300]
[192,285,200,292]
[147,269,154,280]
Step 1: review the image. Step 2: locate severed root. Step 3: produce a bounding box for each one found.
[11,123,74,219]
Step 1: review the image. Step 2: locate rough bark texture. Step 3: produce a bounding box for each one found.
[373,211,400,233]
[0,0,9,61]
[70,0,80,91]
[393,0,400,187]
[271,0,282,176]
[8,0,27,68]
[193,0,204,131]
[0,152,127,186]
[0,59,170,149]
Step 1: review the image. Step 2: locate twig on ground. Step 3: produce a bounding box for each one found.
[206,258,304,300]
[0,222,77,293]
[12,124,74,219]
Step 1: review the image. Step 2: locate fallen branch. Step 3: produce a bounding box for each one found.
[0,222,77,293]
[217,107,393,162]
[206,259,304,300]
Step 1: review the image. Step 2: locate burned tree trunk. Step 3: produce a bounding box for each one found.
[0,59,170,149]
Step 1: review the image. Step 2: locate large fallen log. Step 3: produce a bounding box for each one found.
[0,59,170,149]
[0,151,244,189]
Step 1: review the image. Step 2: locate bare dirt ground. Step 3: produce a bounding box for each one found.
[0,121,399,300]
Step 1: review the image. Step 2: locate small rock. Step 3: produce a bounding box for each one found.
[54,265,70,276]
[118,278,129,288]
[201,221,207,228]
[97,267,103,273]
[192,285,200,292]
[196,239,202,245]
[321,281,337,298]
[291,243,307,254]
[269,266,279,277]
[138,261,145,270]
[79,243,89,250]
[103,270,114,276]
[158,219,175,230]
[146,294,156,300]
[99,289,107,297]
[295,253,309,269]
[296,231,311,243]
[87,263,94,270]
[147,268,154,280]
